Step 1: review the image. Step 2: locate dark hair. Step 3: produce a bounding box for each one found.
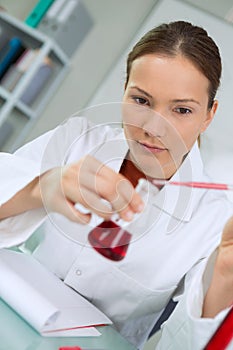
[126,21,222,109]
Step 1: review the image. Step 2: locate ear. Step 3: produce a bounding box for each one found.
[200,100,218,133]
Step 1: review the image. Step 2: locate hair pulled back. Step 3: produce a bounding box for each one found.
[126,21,222,109]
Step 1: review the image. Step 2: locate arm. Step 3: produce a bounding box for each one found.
[0,176,41,220]
[0,155,144,223]
[154,216,233,350]
[202,216,233,317]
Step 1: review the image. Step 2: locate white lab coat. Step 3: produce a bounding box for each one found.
[0,116,233,349]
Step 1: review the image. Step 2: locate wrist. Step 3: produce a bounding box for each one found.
[30,176,44,207]
[214,246,233,284]
[202,269,233,318]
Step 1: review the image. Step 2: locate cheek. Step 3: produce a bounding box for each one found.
[162,120,198,158]
[174,108,208,135]
[176,124,200,149]
[123,124,141,140]
[122,102,156,130]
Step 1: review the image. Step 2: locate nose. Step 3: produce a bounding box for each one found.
[142,110,167,138]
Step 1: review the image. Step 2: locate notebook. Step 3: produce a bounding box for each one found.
[0,249,112,337]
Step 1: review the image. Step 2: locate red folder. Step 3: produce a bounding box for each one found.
[204,306,233,350]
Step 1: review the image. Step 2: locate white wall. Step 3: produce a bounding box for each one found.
[0,0,38,20]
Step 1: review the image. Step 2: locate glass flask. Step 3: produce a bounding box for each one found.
[87,178,159,261]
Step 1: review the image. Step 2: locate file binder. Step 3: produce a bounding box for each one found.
[20,57,53,106]
[25,0,55,28]
[0,37,24,79]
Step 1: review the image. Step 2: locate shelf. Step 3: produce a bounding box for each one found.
[0,96,6,108]
[0,108,29,152]
[0,11,70,151]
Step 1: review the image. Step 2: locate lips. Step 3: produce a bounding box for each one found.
[138,141,167,153]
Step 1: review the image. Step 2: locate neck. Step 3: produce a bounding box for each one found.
[120,157,146,187]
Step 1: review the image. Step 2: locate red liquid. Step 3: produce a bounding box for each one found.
[170,181,229,190]
[204,306,233,350]
[88,220,132,261]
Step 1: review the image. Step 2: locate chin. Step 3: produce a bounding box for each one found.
[133,152,179,179]
[133,157,166,179]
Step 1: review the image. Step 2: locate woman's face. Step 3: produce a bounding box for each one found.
[122,54,218,179]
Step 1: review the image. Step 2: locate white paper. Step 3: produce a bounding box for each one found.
[43,326,101,337]
[0,249,112,336]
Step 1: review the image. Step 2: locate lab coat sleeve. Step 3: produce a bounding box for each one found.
[0,117,93,249]
[0,152,47,248]
[0,152,42,205]
[155,250,231,350]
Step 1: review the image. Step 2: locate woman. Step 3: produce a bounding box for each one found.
[0,21,233,349]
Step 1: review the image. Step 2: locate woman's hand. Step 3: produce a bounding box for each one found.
[202,215,233,318]
[216,216,233,278]
[36,155,144,224]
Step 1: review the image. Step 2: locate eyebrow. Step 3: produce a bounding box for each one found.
[128,86,201,105]
[128,86,153,99]
[172,98,201,106]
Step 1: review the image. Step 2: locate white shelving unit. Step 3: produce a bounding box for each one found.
[0,11,70,151]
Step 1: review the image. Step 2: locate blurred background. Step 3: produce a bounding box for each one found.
[1,2,233,349]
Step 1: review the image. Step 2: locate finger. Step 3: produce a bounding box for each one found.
[90,175,143,221]
[50,197,92,224]
[77,156,144,219]
[68,203,92,224]
[61,168,114,220]
[114,177,145,214]
[74,187,114,220]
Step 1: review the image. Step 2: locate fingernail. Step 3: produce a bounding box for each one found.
[124,211,134,220]
[81,215,91,224]
[137,203,144,212]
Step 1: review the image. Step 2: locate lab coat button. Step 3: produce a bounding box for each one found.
[75,269,82,276]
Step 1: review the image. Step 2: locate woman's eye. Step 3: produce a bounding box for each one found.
[175,107,192,115]
[133,96,149,105]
